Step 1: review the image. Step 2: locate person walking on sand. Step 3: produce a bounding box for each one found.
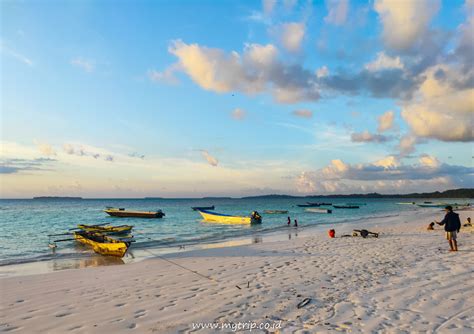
[436,206,461,252]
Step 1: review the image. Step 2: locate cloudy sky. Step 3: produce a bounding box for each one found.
[1,0,473,198]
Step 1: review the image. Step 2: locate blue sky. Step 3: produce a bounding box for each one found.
[1,0,473,198]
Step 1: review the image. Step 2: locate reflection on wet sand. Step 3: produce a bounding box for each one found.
[51,255,124,271]
[202,236,263,249]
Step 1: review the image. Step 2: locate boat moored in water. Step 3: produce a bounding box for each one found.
[305,208,332,214]
[333,205,360,209]
[263,210,289,214]
[197,210,262,224]
[77,224,133,235]
[192,205,215,211]
[104,207,165,218]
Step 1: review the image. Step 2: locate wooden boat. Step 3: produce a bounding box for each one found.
[73,231,132,257]
[192,205,215,211]
[263,210,289,214]
[104,207,165,218]
[305,208,332,214]
[77,224,133,235]
[333,205,360,209]
[417,203,470,208]
[297,204,320,207]
[197,210,262,224]
[397,202,416,205]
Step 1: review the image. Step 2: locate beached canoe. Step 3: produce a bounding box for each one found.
[263,210,289,214]
[191,205,215,211]
[104,208,165,218]
[77,224,133,235]
[73,231,131,257]
[197,210,262,224]
[333,205,360,209]
[305,208,332,214]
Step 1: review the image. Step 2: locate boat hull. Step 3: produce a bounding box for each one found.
[263,210,288,214]
[77,224,133,235]
[305,208,332,214]
[105,209,164,218]
[192,206,215,211]
[73,232,129,257]
[198,210,262,224]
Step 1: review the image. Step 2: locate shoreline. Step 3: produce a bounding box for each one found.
[0,209,413,278]
[1,209,472,333]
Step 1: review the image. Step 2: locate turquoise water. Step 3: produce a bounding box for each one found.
[0,198,467,267]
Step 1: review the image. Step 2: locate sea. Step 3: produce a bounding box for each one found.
[0,197,469,275]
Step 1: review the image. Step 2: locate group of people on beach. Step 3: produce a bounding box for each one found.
[427,205,470,252]
[287,216,298,227]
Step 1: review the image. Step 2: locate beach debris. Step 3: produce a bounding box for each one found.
[328,229,335,238]
[297,297,311,309]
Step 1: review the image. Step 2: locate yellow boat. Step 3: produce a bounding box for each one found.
[197,210,262,225]
[77,224,133,235]
[73,231,131,257]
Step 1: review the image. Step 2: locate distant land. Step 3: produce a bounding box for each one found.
[25,188,473,200]
[241,188,474,199]
[33,196,83,200]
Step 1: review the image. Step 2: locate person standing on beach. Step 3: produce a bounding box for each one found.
[436,206,461,252]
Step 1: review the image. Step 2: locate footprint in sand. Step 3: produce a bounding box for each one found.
[55,312,72,318]
[134,310,147,319]
[115,303,127,307]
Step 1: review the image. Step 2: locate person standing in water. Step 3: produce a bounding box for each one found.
[294,219,298,227]
[436,206,461,252]
[287,216,291,226]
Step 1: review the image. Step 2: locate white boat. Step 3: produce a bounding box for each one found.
[305,208,332,214]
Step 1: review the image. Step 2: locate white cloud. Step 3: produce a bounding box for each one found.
[34,141,56,156]
[398,134,417,155]
[324,0,349,26]
[231,108,246,120]
[1,44,33,66]
[419,154,440,168]
[200,150,219,167]
[280,22,305,53]
[316,66,329,78]
[401,64,474,142]
[377,110,395,132]
[167,40,320,104]
[365,52,404,72]
[263,0,277,15]
[292,109,313,118]
[351,131,391,143]
[148,63,180,84]
[374,0,440,50]
[71,57,95,72]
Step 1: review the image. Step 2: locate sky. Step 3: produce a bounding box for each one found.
[1,0,473,198]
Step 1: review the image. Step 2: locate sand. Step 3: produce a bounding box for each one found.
[1,209,473,333]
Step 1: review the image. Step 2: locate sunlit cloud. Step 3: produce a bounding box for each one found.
[231,108,246,120]
[280,22,305,53]
[200,150,219,167]
[292,109,313,119]
[351,131,391,143]
[377,110,395,132]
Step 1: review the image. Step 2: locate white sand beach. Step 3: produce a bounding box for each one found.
[1,209,473,333]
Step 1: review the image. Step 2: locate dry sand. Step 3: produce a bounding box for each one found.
[1,209,473,333]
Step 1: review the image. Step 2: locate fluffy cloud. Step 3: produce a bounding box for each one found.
[71,57,95,72]
[374,0,440,50]
[200,150,219,167]
[377,110,395,132]
[35,141,56,156]
[263,0,277,15]
[324,0,349,26]
[295,156,473,193]
[351,131,391,143]
[280,22,305,52]
[231,108,246,120]
[365,52,404,72]
[398,134,417,155]
[292,109,313,118]
[316,66,329,78]
[167,40,320,104]
[401,64,474,142]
